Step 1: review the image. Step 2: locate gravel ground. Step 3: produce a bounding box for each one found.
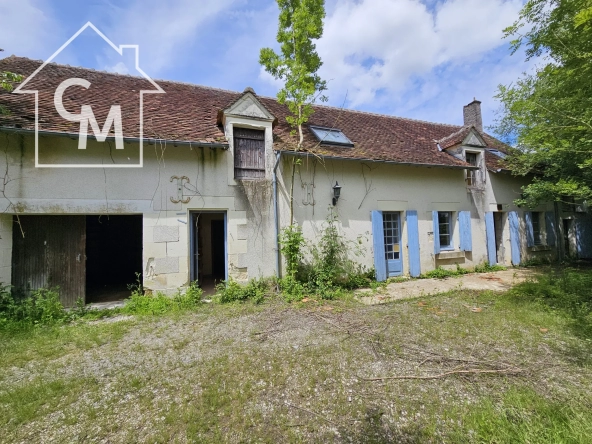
[357,269,536,304]
[1,287,591,443]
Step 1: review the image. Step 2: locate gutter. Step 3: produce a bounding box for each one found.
[277,150,479,170]
[0,126,229,149]
[272,151,282,279]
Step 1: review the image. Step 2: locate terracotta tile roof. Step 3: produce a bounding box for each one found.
[437,126,474,150]
[0,56,506,169]
[482,134,511,172]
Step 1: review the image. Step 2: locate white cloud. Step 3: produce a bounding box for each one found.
[268,0,525,114]
[105,61,129,74]
[0,0,61,60]
[98,0,239,75]
[434,0,521,60]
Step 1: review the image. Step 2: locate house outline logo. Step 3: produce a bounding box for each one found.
[12,21,165,168]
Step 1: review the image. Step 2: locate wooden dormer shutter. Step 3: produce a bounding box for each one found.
[234,128,265,179]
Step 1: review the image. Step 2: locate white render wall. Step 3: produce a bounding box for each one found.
[277,149,557,276]
[0,127,560,292]
[0,132,277,292]
[278,155,487,275]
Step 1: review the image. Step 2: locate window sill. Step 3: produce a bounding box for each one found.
[437,250,465,259]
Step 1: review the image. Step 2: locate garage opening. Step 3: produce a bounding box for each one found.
[86,215,143,303]
[190,212,227,295]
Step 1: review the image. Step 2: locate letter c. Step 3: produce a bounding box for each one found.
[54,78,91,121]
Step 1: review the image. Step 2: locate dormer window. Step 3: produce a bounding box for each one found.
[234,127,265,179]
[465,152,479,186]
[310,126,354,147]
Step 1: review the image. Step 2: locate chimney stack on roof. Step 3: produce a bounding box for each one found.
[463,98,482,132]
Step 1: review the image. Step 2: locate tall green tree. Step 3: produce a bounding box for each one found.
[0,49,22,92]
[495,0,592,207]
[260,0,327,224]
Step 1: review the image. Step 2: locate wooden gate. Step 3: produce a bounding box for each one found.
[12,216,86,307]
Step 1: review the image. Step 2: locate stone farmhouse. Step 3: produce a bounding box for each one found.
[0,56,589,306]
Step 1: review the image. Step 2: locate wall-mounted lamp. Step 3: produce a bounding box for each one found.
[332,181,342,206]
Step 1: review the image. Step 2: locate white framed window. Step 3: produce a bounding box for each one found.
[465,152,479,186]
[438,211,453,249]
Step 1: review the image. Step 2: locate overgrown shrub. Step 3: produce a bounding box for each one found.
[520,257,552,267]
[278,210,371,300]
[278,275,306,302]
[299,211,369,299]
[0,286,69,330]
[214,277,273,304]
[421,266,458,279]
[279,225,305,277]
[473,262,506,273]
[122,281,204,315]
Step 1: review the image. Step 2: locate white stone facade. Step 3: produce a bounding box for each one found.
[0,94,568,299]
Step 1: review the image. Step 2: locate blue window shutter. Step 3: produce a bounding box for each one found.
[459,211,472,251]
[406,210,421,277]
[509,211,521,265]
[485,212,497,265]
[576,215,592,258]
[545,212,556,246]
[372,210,387,282]
[525,212,534,247]
[432,211,440,254]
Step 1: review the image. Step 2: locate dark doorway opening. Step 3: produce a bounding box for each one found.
[191,212,226,295]
[494,212,505,264]
[86,215,143,303]
[563,219,573,257]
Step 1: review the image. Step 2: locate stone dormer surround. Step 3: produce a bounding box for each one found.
[219,88,277,185]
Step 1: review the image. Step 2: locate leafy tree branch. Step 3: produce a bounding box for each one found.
[260,0,328,225]
[495,0,592,207]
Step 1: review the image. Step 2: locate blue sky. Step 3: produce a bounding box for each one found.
[0,0,533,129]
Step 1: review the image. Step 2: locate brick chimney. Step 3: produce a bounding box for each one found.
[463,98,482,132]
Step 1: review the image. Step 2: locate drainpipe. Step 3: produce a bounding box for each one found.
[272,152,282,278]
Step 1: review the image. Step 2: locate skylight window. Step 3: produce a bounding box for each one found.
[309,126,354,147]
[487,149,507,159]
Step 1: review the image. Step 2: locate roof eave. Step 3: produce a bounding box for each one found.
[0,126,230,149]
[277,150,478,170]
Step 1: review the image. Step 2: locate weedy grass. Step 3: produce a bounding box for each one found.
[420,262,507,280]
[121,281,204,315]
[449,387,592,443]
[0,267,591,443]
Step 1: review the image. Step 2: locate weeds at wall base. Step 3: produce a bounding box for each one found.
[419,263,507,280]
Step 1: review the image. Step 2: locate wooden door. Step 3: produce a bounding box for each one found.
[383,212,403,277]
[12,215,86,307]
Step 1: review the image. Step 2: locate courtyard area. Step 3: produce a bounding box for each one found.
[1,268,592,443]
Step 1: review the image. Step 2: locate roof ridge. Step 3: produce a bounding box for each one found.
[2,56,463,128]
[308,102,462,128]
[0,55,243,96]
[437,125,472,143]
